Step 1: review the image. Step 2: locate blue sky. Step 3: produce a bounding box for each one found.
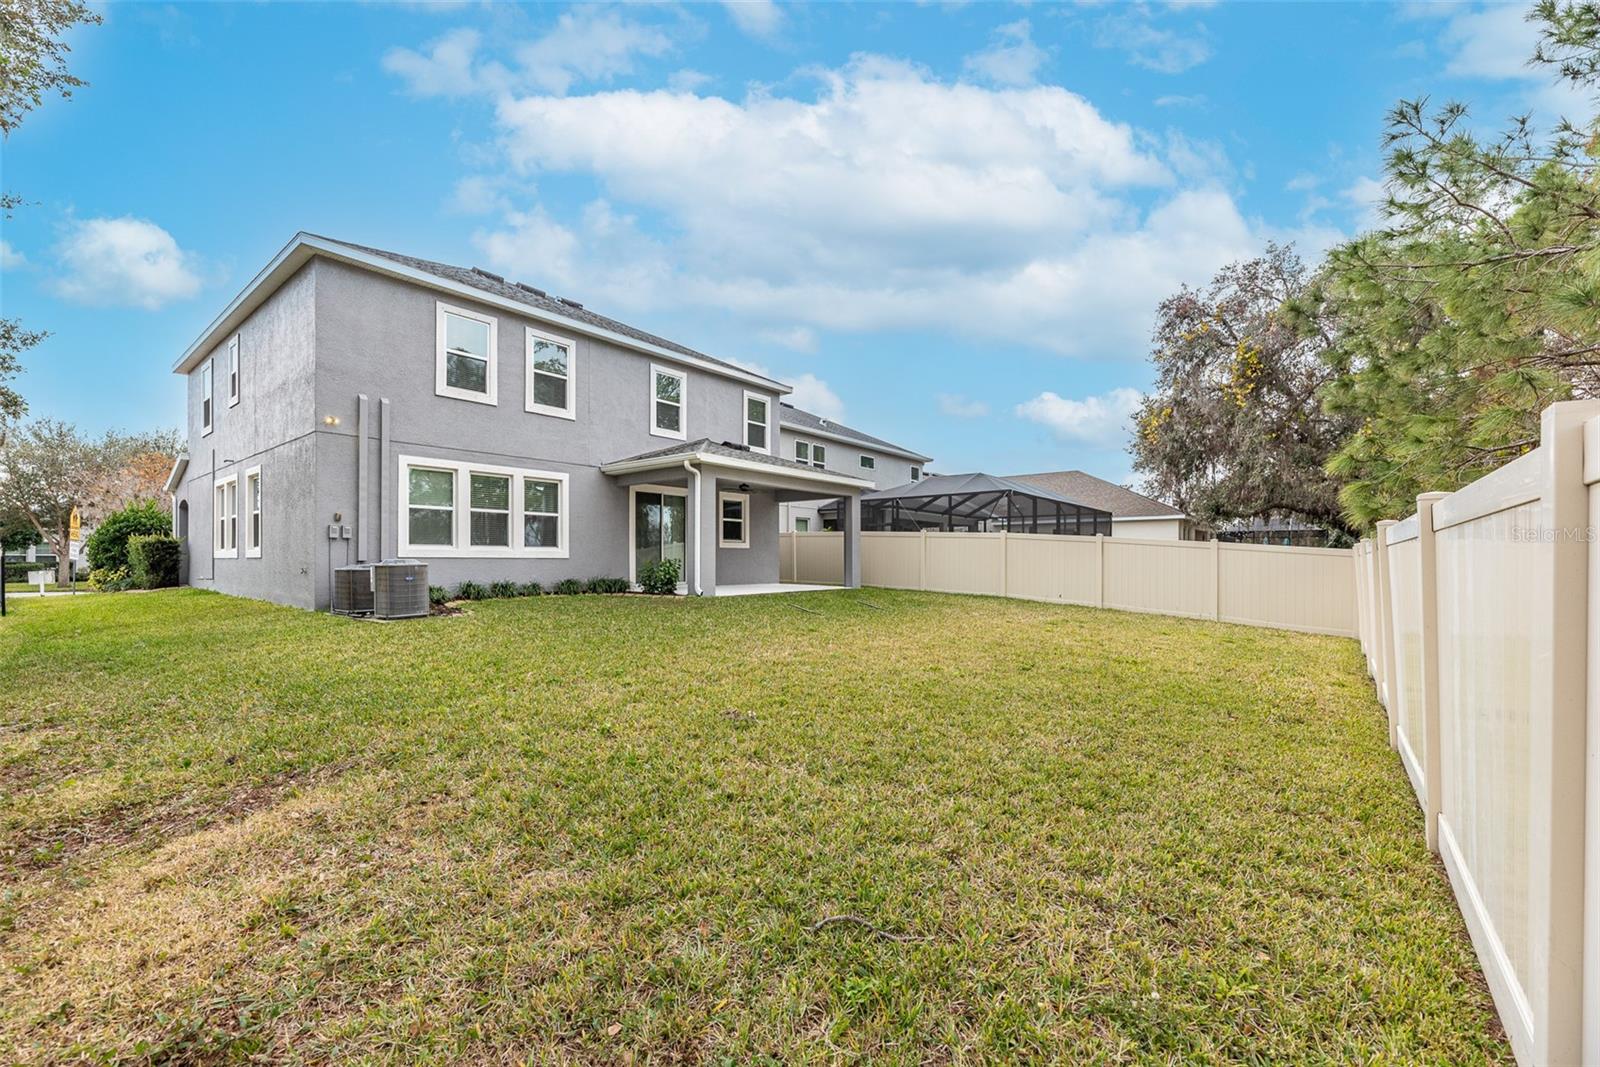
[0,1,1578,482]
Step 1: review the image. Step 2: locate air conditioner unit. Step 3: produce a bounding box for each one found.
[332,565,374,615]
[373,559,429,619]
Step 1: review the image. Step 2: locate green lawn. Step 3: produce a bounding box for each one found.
[0,589,1506,1063]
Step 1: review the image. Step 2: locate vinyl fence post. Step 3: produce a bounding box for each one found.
[1094,533,1105,609]
[1209,537,1221,621]
[1374,519,1400,750]
[919,528,928,591]
[1000,530,1009,598]
[1415,492,1448,854]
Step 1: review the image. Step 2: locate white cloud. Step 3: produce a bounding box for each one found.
[964,19,1048,87]
[759,325,817,352]
[385,10,673,99]
[1442,3,1538,81]
[1,240,27,270]
[383,28,490,98]
[668,69,713,93]
[722,0,783,41]
[1153,93,1206,108]
[451,53,1269,354]
[51,217,203,309]
[1015,387,1143,448]
[1342,175,1388,231]
[1096,9,1211,74]
[515,8,673,95]
[788,372,844,420]
[938,393,990,418]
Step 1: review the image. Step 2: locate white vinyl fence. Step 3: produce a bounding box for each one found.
[780,529,1358,637]
[1355,399,1600,1066]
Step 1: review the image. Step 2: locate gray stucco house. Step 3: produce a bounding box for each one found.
[166,233,872,609]
[777,405,933,532]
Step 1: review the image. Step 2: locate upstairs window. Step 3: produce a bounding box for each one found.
[201,360,214,435]
[245,467,262,558]
[859,455,876,471]
[794,440,826,470]
[651,365,686,440]
[719,491,749,548]
[911,466,922,481]
[436,303,497,404]
[744,392,770,454]
[527,328,575,419]
[227,334,240,407]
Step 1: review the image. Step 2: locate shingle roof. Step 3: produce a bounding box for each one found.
[606,438,870,482]
[1009,470,1186,519]
[778,403,932,462]
[310,234,777,387]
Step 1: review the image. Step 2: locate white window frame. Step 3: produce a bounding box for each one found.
[718,490,750,549]
[201,359,214,436]
[398,454,569,559]
[525,326,576,420]
[911,466,922,481]
[859,454,876,471]
[795,517,810,532]
[227,334,240,407]
[244,465,262,558]
[468,471,513,549]
[794,439,826,470]
[435,302,498,406]
[213,473,238,559]
[743,391,770,455]
[650,364,687,441]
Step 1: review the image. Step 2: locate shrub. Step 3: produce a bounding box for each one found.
[488,580,519,599]
[455,580,487,601]
[429,585,450,606]
[127,534,181,589]
[518,581,543,597]
[88,566,133,592]
[553,578,584,596]
[638,558,680,595]
[586,576,629,594]
[85,500,170,573]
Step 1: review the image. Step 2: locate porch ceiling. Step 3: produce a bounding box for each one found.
[600,438,872,494]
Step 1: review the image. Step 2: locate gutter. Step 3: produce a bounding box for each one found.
[683,459,703,596]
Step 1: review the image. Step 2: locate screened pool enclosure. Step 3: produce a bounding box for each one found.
[821,473,1113,535]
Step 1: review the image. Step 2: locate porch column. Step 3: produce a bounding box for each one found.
[841,492,861,589]
[693,470,719,595]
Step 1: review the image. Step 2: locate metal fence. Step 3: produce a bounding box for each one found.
[780,528,1357,637]
[1355,399,1600,1066]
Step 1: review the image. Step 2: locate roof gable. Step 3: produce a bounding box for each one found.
[1009,470,1186,519]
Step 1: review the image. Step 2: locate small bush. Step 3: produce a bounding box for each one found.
[88,566,133,592]
[518,581,543,597]
[553,578,584,596]
[429,585,450,606]
[638,558,680,595]
[85,500,170,573]
[488,580,519,599]
[455,580,487,601]
[586,576,629,594]
[127,534,181,589]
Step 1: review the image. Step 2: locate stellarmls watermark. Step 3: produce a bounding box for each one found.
[1511,526,1600,542]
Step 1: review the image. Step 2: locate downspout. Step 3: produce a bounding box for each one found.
[683,459,703,596]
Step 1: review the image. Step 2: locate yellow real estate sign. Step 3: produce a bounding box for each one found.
[69,507,80,544]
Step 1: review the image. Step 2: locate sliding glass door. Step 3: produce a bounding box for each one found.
[633,490,687,585]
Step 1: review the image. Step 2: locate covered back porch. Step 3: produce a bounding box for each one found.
[601,439,872,596]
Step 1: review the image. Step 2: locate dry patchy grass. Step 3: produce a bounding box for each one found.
[0,589,1507,1063]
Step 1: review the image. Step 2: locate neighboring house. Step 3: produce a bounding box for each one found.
[1215,516,1334,547]
[776,404,933,532]
[166,233,872,610]
[1010,470,1205,540]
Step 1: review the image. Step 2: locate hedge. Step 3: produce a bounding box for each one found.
[128,534,182,589]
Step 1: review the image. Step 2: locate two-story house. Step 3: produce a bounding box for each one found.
[165,233,872,609]
[777,404,933,532]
